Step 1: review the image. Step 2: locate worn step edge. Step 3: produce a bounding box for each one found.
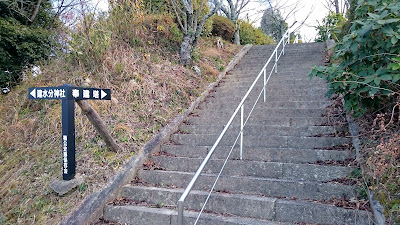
[160,145,354,163]
[103,205,289,225]
[118,185,372,225]
[152,156,353,182]
[137,170,355,201]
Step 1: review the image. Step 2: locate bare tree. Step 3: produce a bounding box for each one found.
[260,0,314,40]
[260,7,286,41]
[2,0,43,22]
[171,0,221,65]
[171,0,222,65]
[323,0,349,14]
[216,0,250,44]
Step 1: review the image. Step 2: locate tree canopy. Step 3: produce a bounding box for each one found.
[0,0,56,88]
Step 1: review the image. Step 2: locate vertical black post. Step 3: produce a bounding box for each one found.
[61,98,76,180]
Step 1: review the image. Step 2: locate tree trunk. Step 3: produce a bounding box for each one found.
[334,0,340,13]
[180,34,195,65]
[233,27,240,45]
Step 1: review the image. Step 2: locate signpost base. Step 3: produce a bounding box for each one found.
[49,174,84,196]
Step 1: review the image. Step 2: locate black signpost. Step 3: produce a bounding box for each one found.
[29,84,111,180]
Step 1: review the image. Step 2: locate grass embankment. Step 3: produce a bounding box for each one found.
[0,37,241,224]
[356,111,400,224]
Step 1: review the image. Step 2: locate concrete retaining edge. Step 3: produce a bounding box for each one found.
[344,103,386,225]
[60,44,253,225]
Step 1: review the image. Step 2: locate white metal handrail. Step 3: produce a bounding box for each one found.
[177,29,293,225]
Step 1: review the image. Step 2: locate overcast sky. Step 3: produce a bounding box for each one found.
[95,0,330,42]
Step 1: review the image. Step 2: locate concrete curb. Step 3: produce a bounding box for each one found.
[60,44,253,225]
[344,103,386,225]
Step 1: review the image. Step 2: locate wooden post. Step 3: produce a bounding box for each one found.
[76,100,120,152]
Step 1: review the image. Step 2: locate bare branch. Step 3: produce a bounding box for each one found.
[171,0,186,32]
[29,0,41,21]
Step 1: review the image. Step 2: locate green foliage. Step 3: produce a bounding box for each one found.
[310,0,400,115]
[315,12,347,42]
[340,0,358,37]
[0,1,56,88]
[69,14,112,69]
[0,17,53,87]
[0,0,54,28]
[143,14,183,43]
[142,0,172,14]
[260,8,288,41]
[202,17,213,37]
[211,15,235,41]
[70,5,183,69]
[239,20,274,45]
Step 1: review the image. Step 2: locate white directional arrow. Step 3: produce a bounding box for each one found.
[30,89,36,98]
[101,90,107,99]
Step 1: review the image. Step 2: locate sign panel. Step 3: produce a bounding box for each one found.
[67,87,111,100]
[28,87,67,99]
[29,86,111,100]
[28,84,111,181]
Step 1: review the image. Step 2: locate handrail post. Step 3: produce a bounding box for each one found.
[275,50,278,73]
[263,69,266,102]
[178,200,184,225]
[240,104,244,160]
[176,29,291,223]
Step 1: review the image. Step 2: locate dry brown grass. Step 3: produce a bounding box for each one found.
[356,108,400,224]
[0,38,240,224]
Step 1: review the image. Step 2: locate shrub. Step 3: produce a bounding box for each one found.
[0,17,53,88]
[315,12,347,42]
[142,0,172,14]
[202,17,213,37]
[0,1,56,88]
[69,14,112,69]
[309,0,400,115]
[239,20,274,45]
[143,14,183,43]
[211,15,235,41]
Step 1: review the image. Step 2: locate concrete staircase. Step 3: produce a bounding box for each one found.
[102,43,373,224]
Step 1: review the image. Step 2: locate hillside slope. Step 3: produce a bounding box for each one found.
[0,37,241,224]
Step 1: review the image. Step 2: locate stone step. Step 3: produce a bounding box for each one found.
[220,81,325,89]
[137,170,355,201]
[231,64,317,70]
[170,134,350,148]
[238,57,324,65]
[202,95,330,104]
[185,117,329,127]
[189,108,326,120]
[217,82,326,91]
[231,67,316,75]
[178,124,345,135]
[207,93,329,102]
[152,156,353,182]
[221,77,326,86]
[222,74,325,81]
[103,204,289,225]
[160,145,354,163]
[242,52,323,57]
[113,186,371,224]
[199,101,331,110]
[212,87,328,97]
